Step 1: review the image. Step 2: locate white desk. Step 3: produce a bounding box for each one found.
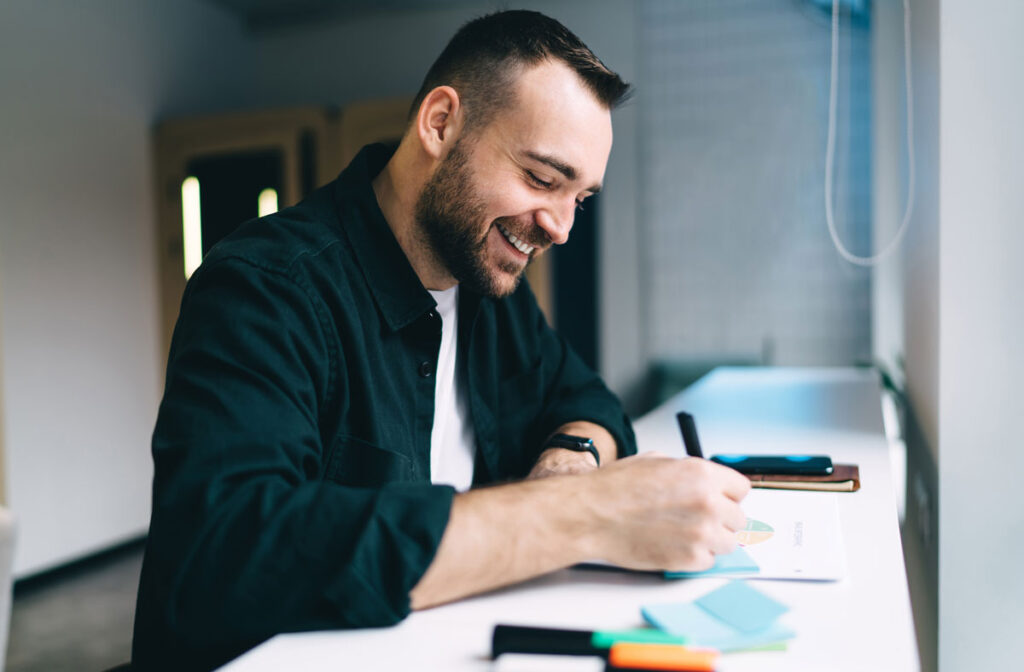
[219,367,919,672]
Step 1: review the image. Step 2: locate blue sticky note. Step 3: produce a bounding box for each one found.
[664,546,759,579]
[643,602,794,655]
[695,581,789,633]
[641,601,794,652]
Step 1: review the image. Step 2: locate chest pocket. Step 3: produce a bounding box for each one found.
[324,434,414,487]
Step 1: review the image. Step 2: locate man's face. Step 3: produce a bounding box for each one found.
[415,60,614,298]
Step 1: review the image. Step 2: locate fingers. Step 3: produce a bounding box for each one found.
[710,527,739,556]
[672,460,747,561]
[594,453,753,571]
[703,466,748,554]
[709,461,753,502]
[678,548,716,573]
[699,494,745,556]
[715,496,748,533]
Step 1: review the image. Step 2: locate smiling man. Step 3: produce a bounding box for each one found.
[132,10,749,671]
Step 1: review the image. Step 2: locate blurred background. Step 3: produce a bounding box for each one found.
[0,1,1021,671]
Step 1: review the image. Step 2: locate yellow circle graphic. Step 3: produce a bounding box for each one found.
[736,518,774,546]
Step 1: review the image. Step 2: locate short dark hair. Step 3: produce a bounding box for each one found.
[410,10,632,131]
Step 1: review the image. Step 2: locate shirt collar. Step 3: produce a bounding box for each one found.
[332,144,436,332]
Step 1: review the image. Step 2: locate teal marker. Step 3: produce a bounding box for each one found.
[591,628,690,648]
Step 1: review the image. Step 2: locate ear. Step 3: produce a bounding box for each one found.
[414,86,463,160]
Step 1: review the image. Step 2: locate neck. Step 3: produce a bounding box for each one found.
[372,140,458,292]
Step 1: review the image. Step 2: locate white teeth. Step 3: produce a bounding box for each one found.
[497,224,535,255]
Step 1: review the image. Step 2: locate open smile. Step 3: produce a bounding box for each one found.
[496,223,536,255]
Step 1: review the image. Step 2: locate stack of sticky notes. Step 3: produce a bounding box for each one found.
[642,581,794,652]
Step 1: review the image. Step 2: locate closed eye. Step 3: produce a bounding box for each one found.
[526,171,554,189]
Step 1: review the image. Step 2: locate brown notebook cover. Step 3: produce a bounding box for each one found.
[747,464,860,492]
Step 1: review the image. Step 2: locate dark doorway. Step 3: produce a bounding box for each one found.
[186,149,284,255]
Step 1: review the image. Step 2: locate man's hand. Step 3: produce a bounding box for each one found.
[527,447,598,479]
[584,454,751,572]
[409,452,751,610]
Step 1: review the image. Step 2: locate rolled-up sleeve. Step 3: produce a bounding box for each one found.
[133,257,453,671]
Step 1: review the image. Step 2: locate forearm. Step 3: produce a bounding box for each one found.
[410,455,753,611]
[409,474,595,610]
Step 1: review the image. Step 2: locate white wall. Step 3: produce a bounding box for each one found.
[870,0,905,378]
[901,0,941,460]
[638,0,873,378]
[872,1,940,668]
[0,0,251,576]
[938,1,1024,669]
[874,1,1024,669]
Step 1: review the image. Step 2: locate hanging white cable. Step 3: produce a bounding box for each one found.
[825,0,915,266]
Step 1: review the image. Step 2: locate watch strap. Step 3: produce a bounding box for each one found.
[545,433,600,466]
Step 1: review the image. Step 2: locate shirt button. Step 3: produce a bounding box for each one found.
[425,310,441,334]
[418,360,435,378]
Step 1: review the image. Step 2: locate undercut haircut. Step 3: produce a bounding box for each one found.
[410,10,632,132]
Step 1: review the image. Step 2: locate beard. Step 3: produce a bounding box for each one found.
[414,138,531,299]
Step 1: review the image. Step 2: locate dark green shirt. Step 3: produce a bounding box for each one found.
[132,144,636,671]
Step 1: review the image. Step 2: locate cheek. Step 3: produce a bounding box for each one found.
[474,179,541,223]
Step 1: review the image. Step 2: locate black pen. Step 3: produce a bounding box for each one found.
[675,412,704,458]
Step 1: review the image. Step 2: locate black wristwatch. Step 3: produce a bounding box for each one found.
[545,433,600,466]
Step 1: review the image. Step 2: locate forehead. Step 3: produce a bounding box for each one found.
[482,60,614,184]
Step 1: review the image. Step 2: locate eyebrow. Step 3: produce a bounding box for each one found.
[524,150,602,194]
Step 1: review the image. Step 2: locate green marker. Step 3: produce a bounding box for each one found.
[591,627,691,648]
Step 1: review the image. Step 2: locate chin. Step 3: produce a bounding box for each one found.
[484,274,522,299]
[474,266,525,299]
[493,277,523,299]
[457,242,531,298]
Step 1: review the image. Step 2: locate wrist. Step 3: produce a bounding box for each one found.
[539,446,598,467]
[527,447,598,480]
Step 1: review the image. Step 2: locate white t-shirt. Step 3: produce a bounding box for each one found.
[427,286,477,491]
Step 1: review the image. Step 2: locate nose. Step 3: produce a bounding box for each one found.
[535,199,576,246]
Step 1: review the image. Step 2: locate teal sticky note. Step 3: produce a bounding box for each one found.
[641,601,795,652]
[664,546,759,579]
[695,581,789,633]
